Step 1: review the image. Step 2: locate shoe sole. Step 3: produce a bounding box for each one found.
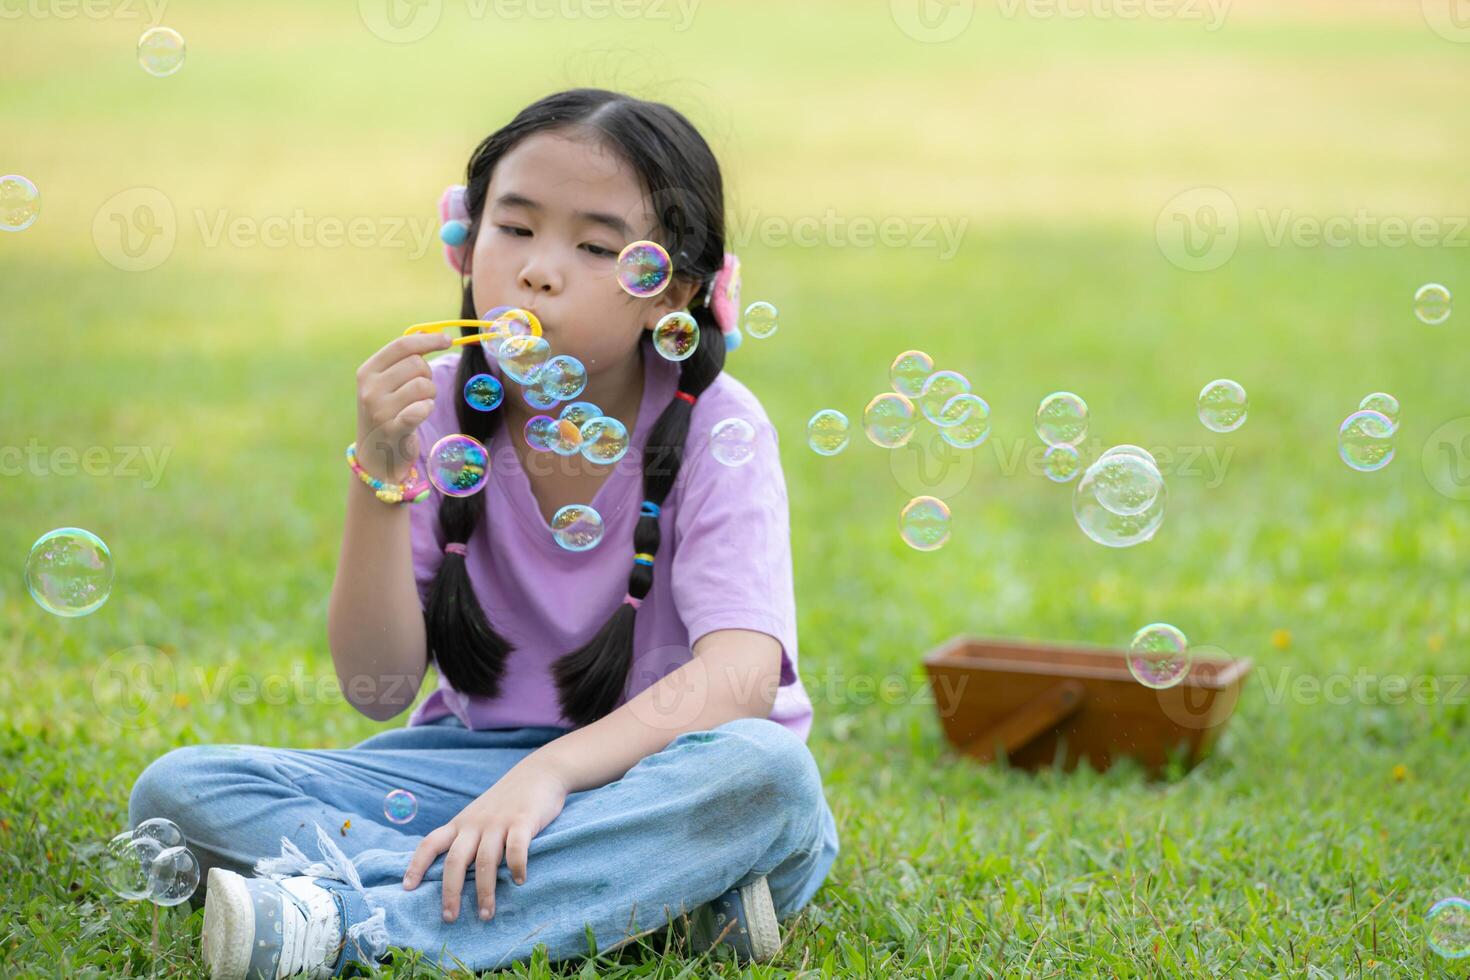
[201,867,255,980]
[738,876,781,963]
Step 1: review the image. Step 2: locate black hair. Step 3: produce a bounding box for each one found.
[423,88,728,727]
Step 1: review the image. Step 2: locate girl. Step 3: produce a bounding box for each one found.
[127,88,839,978]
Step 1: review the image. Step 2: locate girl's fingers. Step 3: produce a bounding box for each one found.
[392,399,436,434]
[504,821,533,886]
[375,352,434,394]
[402,823,456,889]
[361,332,451,378]
[378,376,437,422]
[440,828,483,922]
[474,829,507,920]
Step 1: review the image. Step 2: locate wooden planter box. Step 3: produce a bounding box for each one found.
[921,635,1252,776]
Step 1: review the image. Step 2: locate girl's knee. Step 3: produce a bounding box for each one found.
[128,744,250,830]
[704,717,825,814]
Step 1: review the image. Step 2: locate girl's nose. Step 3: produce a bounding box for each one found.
[518,255,561,295]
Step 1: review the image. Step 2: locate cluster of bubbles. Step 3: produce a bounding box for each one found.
[1127,623,1192,690]
[1,174,41,232]
[26,527,114,617]
[1036,391,1089,482]
[1427,896,1470,959]
[138,26,186,77]
[1074,445,1169,549]
[1339,391,1399,473]
[1414,282,1452,326]
[102,817,200,907]
[522,403,630,466]
[384,788,418,824]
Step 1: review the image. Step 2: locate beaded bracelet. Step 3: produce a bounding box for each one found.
[345,443,432,504]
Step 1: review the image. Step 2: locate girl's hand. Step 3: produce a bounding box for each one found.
[401,756,571,923]
[355,331,452,482]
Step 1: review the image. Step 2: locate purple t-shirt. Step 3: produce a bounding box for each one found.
[405,338,813,741]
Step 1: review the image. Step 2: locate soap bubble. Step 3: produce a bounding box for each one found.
[1042,444,1081,483]
[521,381,562,411]
[428,434,489,497]
[711,418,757,467]
[1092,452,1164,517]
[0,175,41,232]
[899,496,951,552]
[147,846,200,906]
[463,374,503,412]
[1414,283,1452,326]
[537,355,588,401]
[1074,450,1167,548]
[548,418,583,456]
[918,371,971,427]
[1128,623,1191,690]
[137,26,185,77]
[559,401,602,428]
[523,415,558,453]
[1427,896,1470,959]
[497,335,551,385]
[864,393,918,449]
[26,528,113,617]
[133,817,184,849]
[1358,392,1400,432]
[1100,444,1158,468]
[616,241,672,298]
[1339,410,1396,472]
[1036,392,1088,447]
[103,832,164,900]
[552,504,605,552]
[938,395,991,449]
[1198,379,1249,433]
[479,307,537,358]
[742,302,779,340]
[384,789,418,825]
[653,311,699,361]
[889,350,934,398]
[807,409,850,456]
[580,416,629,464]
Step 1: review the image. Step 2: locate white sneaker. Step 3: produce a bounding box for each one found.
[201,867,345,979]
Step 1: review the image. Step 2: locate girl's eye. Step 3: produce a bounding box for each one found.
[582,244,615,257]
[497,225,531,238]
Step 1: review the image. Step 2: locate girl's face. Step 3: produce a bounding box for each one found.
[466,129,699,374]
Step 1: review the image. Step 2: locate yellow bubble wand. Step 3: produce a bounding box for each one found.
[402,309,543,347]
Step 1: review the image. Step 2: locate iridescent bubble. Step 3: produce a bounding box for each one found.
[133,817,184,849]
[384,789,418,825]
[616,241,672,298]
[521,381,561,411]
[864,393,917,449]
[548,418,583,456]
[1339,410,1396,472]
[742,301,779,340]
[463,373,503,412]
[938,395,991,449]
[479,307,537,359]
[899,496,951,552]
[1414,283,1452,326]
[137,26,186,77]
[710,418,757,467]
[806,409,850,456]
[1128,623,1191,690]
[1100,444,1158,469]
[1092,453,1164,517]
[25,528,113,618]
[147,846,200,906]
[580,416,630,464]
[537,355,588,401]
[559,401,602,428]
[1073,450,1168,548]
[889,350,934,399]
[1358,392,1400,432]
[1427,896,1470,959]
[1036,392,1088,447]
[428,434,489,497]
[551,504,605,552]
[497,335,551,385]
[0,175,41,232]
[653,311,699,362]
[1042,444,1081,483]
[523,415,558,453]
[1198,379,1249,433]
[103,832,163,900]
[918,371,971,427]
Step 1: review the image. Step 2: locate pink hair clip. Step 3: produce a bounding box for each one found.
[438,184,470,274]
[704,252,742,352]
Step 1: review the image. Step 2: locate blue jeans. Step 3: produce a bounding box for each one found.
[128,714,840,973]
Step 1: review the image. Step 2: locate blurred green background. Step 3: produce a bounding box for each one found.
[2,0,1468,974]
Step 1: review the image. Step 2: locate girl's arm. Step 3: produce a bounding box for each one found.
[529,628,786,792]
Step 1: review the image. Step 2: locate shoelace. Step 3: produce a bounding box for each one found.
[277,879,343,978]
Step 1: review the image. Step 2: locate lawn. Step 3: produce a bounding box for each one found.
[2,0,1468,975]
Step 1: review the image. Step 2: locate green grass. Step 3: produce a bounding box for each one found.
[3,0,1469,975]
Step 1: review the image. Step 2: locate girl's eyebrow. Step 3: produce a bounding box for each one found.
[492,191,631,239]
